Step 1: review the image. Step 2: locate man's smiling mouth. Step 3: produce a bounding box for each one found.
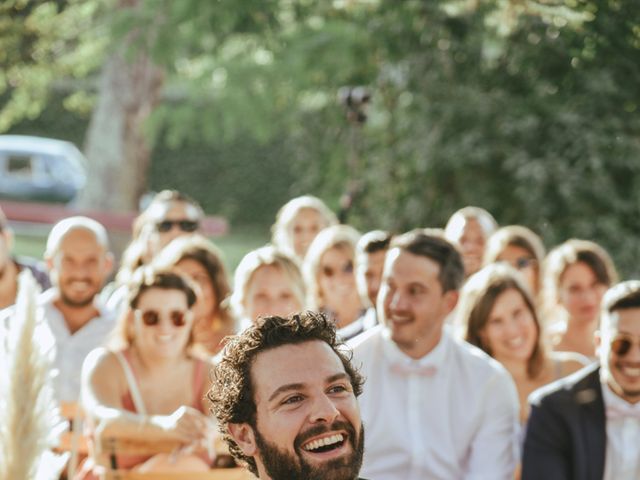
[302,433,346,453]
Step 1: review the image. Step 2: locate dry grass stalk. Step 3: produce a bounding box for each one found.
[0,271,67,480]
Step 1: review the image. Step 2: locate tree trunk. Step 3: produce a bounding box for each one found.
[78,47,164,211]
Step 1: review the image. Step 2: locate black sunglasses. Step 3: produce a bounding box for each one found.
[136,309,189,327]
[156,219,199,233]
[610,334,640,357]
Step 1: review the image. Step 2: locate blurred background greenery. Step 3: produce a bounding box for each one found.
[2,0,639,276]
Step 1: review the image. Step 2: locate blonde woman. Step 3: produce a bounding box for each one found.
[303,225,365,339]
[444,206,498,278]
[271,195,338,260]
[231,245,306,330]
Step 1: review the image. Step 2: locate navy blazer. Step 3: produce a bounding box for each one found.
[521,362,606,480]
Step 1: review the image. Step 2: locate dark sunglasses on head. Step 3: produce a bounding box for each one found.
[610,334,640,357]
[136,309,189,327]
[156,219,199,233]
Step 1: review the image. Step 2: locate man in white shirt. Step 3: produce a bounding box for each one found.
[522,280,640,480]
[348,229,520,480]
[3,216,115,403]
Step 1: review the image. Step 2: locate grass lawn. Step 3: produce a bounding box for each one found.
[13,225,270,275]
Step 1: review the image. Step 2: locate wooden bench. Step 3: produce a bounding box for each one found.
[95,435,254,480]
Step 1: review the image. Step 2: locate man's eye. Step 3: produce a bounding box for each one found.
[328,384,348,394]
[283,395,304,405]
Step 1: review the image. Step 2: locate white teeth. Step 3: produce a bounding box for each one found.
[507,337,525,348]
[623,367,640,377]
[303,433,344,452]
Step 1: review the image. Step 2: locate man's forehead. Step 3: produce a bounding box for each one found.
[384,247,440,277]
[612,307,640,333]
[251,341,347,399]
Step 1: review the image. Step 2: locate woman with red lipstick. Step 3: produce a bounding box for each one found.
[75,268,218,478]
[460,263,588,423]
[542,239,618,358]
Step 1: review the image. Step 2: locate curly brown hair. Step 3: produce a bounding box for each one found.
[207,310,365,475]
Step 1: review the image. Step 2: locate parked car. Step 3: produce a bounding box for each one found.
[0,135,87,204]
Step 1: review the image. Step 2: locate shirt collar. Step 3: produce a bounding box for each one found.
[381,326,450,368]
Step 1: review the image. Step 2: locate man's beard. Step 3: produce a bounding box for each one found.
[59,282,97,308]
[253,420,364,480]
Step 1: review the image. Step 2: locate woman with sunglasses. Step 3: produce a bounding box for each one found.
[542,239,618,358]
[153,234,235,356]
[303,224,366,340]
[76,268,217,478]
[459,263,588,424]
[483,225,546,299]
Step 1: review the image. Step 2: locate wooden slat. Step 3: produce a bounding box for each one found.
[103,467,254,480]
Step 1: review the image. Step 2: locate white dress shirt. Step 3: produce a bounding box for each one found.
[602,377,640,480]
[5,288,116,403]
[348,325,520,480]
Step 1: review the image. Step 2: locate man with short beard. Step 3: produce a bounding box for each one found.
[523,280,640,479]
[209,311,367,480]
[2,216,115,403]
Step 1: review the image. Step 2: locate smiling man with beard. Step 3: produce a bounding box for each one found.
[523,280,640,479]
[1,216,115,403]
[209,311,367,480]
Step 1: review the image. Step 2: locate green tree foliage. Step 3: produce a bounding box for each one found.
[3,0,640,274]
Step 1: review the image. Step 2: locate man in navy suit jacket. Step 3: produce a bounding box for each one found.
[522,280,640,480]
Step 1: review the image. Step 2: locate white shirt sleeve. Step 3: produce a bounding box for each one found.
[463,369,520,479]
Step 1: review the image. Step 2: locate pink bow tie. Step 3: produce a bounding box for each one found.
[606,404,640,421]
[390,362,437,377]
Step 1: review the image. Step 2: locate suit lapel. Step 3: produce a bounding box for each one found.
[574,367,606,480]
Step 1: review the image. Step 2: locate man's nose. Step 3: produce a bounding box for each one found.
[309,394,340,424]
[389,291,408,311]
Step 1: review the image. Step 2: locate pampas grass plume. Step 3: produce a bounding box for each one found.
[0,270,67,480]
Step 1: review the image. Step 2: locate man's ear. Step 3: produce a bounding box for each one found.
[594,330,602,356]
[3,227,14,251]
[228,422,258,457]
[104,252,115,277]
[443,290,459,314]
